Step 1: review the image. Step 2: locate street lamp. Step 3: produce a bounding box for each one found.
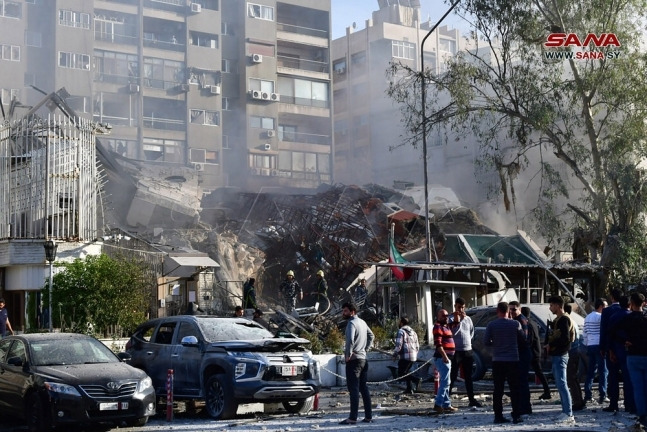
[44,240,58,332]
[421,0,461,261]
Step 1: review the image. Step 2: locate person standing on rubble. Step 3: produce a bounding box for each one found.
[242,277,257,310]
[352,278,368,306]
[312,270,328,304]
[279,270,302,314]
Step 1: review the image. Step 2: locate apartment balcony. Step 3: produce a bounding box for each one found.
[95,31,140,46]
[143,34,185,53]
[143,116,185,131]
[279,131,331,146]
[276,23,329,48]
[277,55,328,80]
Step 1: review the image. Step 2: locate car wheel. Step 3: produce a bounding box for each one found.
[282,396,315,414]
[125,416,148,427]
[26,393,51,432]
[471,352,486,382]
[204,374,237,419]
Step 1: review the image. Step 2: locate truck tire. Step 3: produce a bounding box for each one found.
[282,396,314,414]
[204,374,237,419]
[471,351,486,381]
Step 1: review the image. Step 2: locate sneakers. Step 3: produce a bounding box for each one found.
[538,392,552,400]
[602,406,618,413]
[433,405,445,414]
[556,413,575,423]
[468,399,483,407]
[599,396,610,404]
[493,417,510,424]
[444,406,458,413]
[361,418,373,423]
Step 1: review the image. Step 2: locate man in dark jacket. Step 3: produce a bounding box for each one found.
[243,277,257,309]
[521,306,551,400]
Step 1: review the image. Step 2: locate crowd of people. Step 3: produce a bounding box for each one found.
[235,272,646,429]
[338,293,647,428]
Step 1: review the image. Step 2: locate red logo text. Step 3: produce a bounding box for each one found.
[544,33,621,48]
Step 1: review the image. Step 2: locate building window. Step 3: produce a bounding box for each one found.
[222,97,232,111]
[25,30,42,47]
[221,21,234,36]
[249,78,274,93]
[58,9,90,29]
[190,109,220,126]
[1,44,20,61]
[189,31,218,49]
[249,115,275,130]
[351,51,366,65]
[58,51,90,70]
[1,88,19,104]
[143,57,184,89]
[222,58,238,73]
[206,150,219,164]
[247,3,273,21]
[1,1,21,19]
[142,138,183,163]
[392,40,415,60]
[277,77,329,108]
[333,60,346,74]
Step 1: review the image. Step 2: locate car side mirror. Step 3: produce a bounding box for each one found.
[7,356,23,367]
[180,336,199,346]
[117,352,132,362]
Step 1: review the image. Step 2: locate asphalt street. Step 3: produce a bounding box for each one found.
[2,380,644,432]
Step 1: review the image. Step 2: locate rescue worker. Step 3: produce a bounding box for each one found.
[279,270,302,314]
[313,269,328,303]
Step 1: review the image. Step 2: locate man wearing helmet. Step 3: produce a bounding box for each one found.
[313,269,329,304]
[279,270,303,314]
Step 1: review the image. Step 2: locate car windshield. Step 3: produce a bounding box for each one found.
[198,319,275,342]
[30,338,119,366]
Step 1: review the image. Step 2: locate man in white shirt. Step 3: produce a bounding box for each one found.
[583,298,608,403]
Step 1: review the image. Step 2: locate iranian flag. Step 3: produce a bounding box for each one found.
[389,237,413,280]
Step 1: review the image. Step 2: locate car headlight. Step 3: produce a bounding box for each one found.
[44,382,81,397]
[137,376,153,393]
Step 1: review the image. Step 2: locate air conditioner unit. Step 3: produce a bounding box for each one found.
[251,53,263,63]
[270,93,280,102]
[265,131,275,138]
[263,143,272,150]
[128,83,140,93]
[250,90,262,99]
[261,92,271,100]
[190,3,202,13]
[210,85,221,95]
[158,298,166,308]
[193,163,204,171]
[271,169,279,176]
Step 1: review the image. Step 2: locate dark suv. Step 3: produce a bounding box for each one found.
[125,316,320,419]
[466,304,585,381]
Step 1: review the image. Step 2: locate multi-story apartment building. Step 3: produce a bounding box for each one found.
[331,2,495,209]
[1,0,333,195]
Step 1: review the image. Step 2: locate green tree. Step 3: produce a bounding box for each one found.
[43,254,151,337]
[387,0,647,292]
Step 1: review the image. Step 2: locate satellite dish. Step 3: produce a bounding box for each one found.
[352,22,356,29]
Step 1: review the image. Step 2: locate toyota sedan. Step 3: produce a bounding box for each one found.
[0,333,156,431]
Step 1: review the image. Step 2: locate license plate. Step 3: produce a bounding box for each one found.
[280,366,297,376]
[99,402,128,411]
[99,402,118,411]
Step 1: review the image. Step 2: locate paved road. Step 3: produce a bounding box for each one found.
[1,382,641,432]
